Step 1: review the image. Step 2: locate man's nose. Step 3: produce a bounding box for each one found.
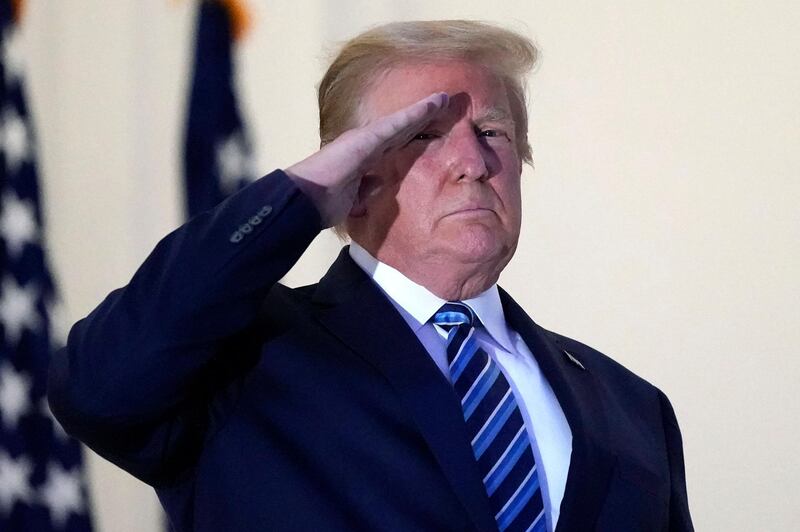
[446,129,489,182]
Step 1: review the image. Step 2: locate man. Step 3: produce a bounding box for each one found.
[48,20,693,532]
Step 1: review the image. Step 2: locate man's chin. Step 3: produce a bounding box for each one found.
[439,234,513,267]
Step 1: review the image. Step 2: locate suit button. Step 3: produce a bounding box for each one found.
[239,223,253,234]
[229,231,244,243]
[249,215,262,225]
[258,205,272,218]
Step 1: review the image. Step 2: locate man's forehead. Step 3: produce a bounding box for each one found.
[424,94,515,130]
[466,102,514,123]
[363,60,513,119]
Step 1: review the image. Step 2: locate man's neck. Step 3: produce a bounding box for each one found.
[351,239,504,301]
[348,242,515,353]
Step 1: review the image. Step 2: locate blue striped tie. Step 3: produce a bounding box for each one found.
[434,302,547,532]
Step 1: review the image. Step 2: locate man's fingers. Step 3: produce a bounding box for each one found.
[367,92,449,148]
[284,93,448,226]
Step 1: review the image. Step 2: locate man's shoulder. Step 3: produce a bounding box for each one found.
[539,326,661,398]
[498,286,662,398]
[262,280,320,312]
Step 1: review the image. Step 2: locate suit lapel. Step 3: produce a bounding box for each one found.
[312,249,498,532]
[499,289,616,532]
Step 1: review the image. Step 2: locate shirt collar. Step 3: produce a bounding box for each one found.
[348,242,515,352]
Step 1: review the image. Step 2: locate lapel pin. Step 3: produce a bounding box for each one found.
[563,349,586,371]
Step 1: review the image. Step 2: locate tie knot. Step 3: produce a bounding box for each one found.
[432,302,476,330]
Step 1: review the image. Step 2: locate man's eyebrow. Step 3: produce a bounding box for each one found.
[475,107,514,123]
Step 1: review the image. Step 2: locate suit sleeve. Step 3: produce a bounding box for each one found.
[47,170,323,485]
[658,390,695,531]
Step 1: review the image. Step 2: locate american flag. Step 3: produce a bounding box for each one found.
[0,2,94,531]
[183,0,256,218]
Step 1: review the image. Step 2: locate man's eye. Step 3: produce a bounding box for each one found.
[478,129,503,138]
[413,132,439,141]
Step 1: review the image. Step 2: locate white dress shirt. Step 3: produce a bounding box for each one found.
[349,243,572,531]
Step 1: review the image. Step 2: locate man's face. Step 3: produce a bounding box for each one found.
[352,61,523,281]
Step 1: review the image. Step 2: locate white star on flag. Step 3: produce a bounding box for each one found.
[0,191,38,257]
[1,25,22,84]
[38,461,86,528]
[0,275,40,345]
[1,105,31,174]
[0,362,31,430]
[0,450,33,516]
[216,131,255,194]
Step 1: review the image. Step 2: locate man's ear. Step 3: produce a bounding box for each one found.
[349,174,382,217]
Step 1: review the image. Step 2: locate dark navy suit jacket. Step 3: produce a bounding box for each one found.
[48,170,693,531]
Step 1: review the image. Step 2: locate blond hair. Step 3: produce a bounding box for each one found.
[318,20,539,164]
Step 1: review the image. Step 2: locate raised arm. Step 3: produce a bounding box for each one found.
[47,93,449,484]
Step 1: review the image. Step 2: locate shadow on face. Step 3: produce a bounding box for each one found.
[350,90,479,249]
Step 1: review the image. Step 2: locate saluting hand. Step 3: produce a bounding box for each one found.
[285,92,449,227]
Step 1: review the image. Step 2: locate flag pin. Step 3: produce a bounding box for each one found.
[563,350,586,370]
